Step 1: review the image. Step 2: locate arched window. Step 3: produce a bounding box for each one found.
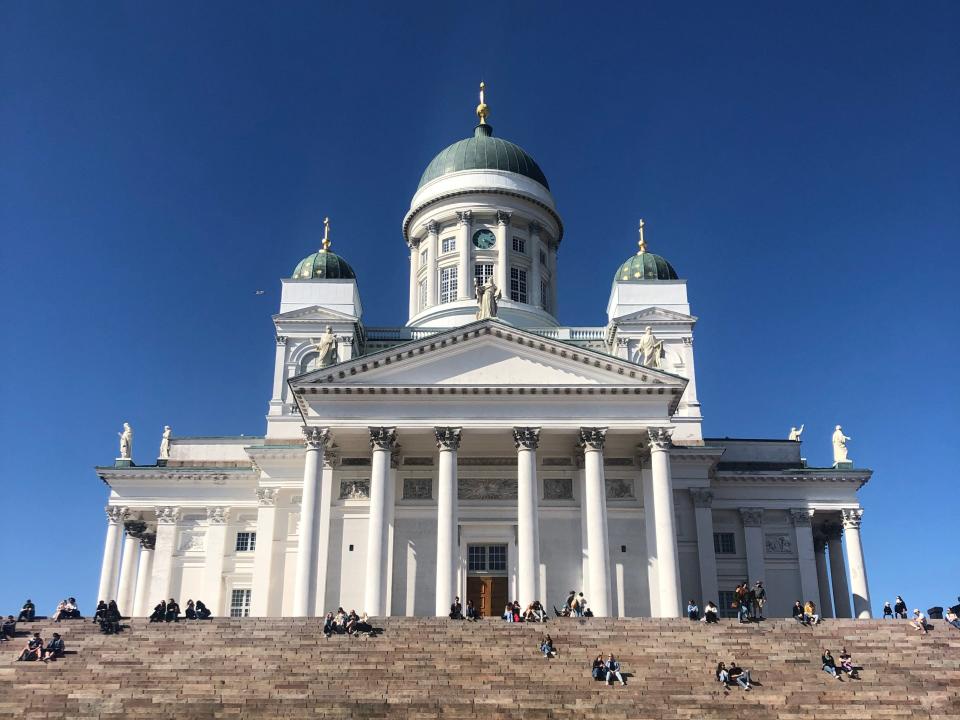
[299,352,321,374]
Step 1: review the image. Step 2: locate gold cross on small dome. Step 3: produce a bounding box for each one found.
[321,217,331,252]
[476,81,490,124]
[637,218,648,254]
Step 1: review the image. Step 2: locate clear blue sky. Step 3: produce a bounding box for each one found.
[1,1,957,617]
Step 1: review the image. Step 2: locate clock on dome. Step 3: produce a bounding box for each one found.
[472,229,496,249]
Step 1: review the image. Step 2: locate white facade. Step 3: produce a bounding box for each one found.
[95,107,873,620]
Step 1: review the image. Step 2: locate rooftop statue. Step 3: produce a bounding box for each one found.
[314,326,338,369]
[476,277,502,320]
[118,423,133,460]
[159,426,172,460]
[638,326,663,369]
[832,425,852,465]
[788,424,804,442]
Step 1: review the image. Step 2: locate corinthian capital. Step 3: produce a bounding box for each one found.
[302,426,330,450]
[496,210,512,226]
[647,427,674,451]
[789,508,814,527]
[155,506,181,525]
[105,506,128,524]
[256,488,278,506]
[689,488,714,508]
[841,508,863,530]
[206,507,230,525]
[455,211,472,226]
[739,507,764,527]
[434,427,462,451]
[423,220,439,235]
[513,427,541,451]
[369,426,398,450]
[528,220,542,236]
[578,427,607,451]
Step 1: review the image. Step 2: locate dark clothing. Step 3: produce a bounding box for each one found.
[17,604,35,622]
[149,603,166,622]
[184,604,197,620]
[591,659,605,681]
[1,620,16,639]
[19,638,42,661]
[449,603,464,620]
[195,602,211,620]
[43,638,65,659]
[466,606,479,620]
[165,603,180,622]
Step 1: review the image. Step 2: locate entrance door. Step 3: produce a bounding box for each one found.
[467,576,509,618]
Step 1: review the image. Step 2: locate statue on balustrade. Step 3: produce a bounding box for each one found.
[476,277,502,320]
[832,425,852,465]
[788,424,804,442]
[118,423,133,459]
[159,425,172,460]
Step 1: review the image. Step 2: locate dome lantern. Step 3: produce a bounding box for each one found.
[291,217,357,281]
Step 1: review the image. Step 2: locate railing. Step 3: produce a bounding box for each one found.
[364,325,608,344]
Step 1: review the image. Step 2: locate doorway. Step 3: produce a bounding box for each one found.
[465,543,509,618]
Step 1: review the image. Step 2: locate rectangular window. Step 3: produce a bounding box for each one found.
[713,532,736,555]
[468,545,486,572]
[441,237,456,254]
[510,267,527,303]
[420,249,428,266]
[229,589,252,618]
[439,267,458,303]
[512,237,526,253]
[539,249,547,266]
[718,590,738,619]
[487,544,507,571]
[540,280,548,311]
[474,263,494,287]
[235,532,256,552]
[418,279,428,311]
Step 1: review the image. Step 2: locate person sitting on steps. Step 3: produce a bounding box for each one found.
[894,596,908,619]
[839,647,859,678]
[164,599,180,622]
[149,600,166,622]
[323,612,335,638]
[345,610,359,635]
[792,601,808,625]
[716,662,731,687]
[910,609,928,635]
[184,600,197,620]
[822,649,842,679]
[687,600,700,621]
[804,600,821,625]
[945,607,960,630]
[1,616,16,641]
[591,654,605,681]
[539,634,557,658]
[42,632,65,662]
[449,596,464,620]
[195,600,211,619]
[17,632,43,661]
[92,601,108,625]
[17,600,35,623]
[605,653,626,686]
[465,599,479,621]
[882,601,894,619]
[99,601,122,634]
[355,613,374,636]
[702,601,719,623]
[727,660,753,690]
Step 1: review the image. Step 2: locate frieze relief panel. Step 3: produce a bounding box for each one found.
[459,478,518,500]
[402,478,433,500]
[543,478,574,501]
[339,480,371,500]
[178,530,206,553]
[764,533,794,555]
[605,478,635,499]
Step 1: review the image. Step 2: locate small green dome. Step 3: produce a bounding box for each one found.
[615,252,679,282]
[418,123,549,190]
[292,250,356,280]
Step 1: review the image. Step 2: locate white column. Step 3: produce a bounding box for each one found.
[529,222,543,309]
[548,244,558,315]
[115,528,140,615]
[204,507,230,616]
[826,524,852,618]
[790,509,821,612]
[97,506,127,603]
[408,240,419,318]
[434,427,461,616]
[514,427,541,606]
[649,428,681,617]
[842,509,872,618]
[456,211,472,299]
[150,507,180,603]
[132,534,155,617]
[251,489,278,616]
[740,507,766,586]
[425,221,439,307]
[495,210,511,295]
[641,464,659,617]
[270,336,287,408]
[365,427,396,616]
[690,489,719,606]
[814,534,834,618]
[293,426,328,617]
[580,427,611,617]
[314,450,336,615]
[384,458,398,615]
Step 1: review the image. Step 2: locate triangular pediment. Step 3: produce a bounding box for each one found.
[292,320,687,390]
[273,305,358,323]
[613,307,697,325]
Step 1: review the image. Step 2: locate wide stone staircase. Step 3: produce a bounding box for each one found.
[1,617,957,719]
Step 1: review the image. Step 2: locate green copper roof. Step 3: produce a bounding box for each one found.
[292,250,356,280]
[417,124,549,190]
[615,252,679,282]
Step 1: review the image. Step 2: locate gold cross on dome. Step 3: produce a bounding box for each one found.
[321,217,331,252]
[637,218,647,254]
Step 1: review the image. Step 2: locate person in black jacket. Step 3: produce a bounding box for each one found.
[195,600,211,620]
[164,599,180,622]
[894,596,908,619]
[792,601,808,625]
[18,633,43,661]
[99,601,122,634]
[822,650,842,679]
[149,600,166,622]
[184,600,197,620]
[17,600,35,623]
[449,597,464,620]
[42,633,65,662]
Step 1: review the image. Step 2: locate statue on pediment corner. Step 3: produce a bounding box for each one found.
[832,425,852,465]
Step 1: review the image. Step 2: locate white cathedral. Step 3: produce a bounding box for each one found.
[95,88,873,622]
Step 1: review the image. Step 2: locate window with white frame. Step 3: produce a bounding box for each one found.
[235,532,256,552]
[229,589,252,617]
[474,263,494,287]
[420,248,428,266]
[713,532,736,554]
[467,544,508,573]
[439,267,458,303]
[510,267,527,303]
[512,237,526,253]
[418,279,428,311]
[540,280,548,311]
[441,237,456,254]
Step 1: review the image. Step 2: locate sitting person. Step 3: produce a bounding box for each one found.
[502,603,515,622]
[64,598,81,619]
[804,601,820,625]
[52,599,67,622]
[716,662,730,687]
[99,601,121,634]
[18,632,44,661]
[792,601,808,625]
[539,634,556,658]
[894,596,908,619]
[702,601,719,623]
[42,632,65,662]
[323,612,335,638]
[838,647,859,679]
[727,660,753,690]
[882,601,894,619]
[344,610,359,635]
[911,609,928,635]
[574,593,587,618]
[449,597,464,620]
[165,599,181,622]
[333,608,346,631]
[195,600,211,620]
[184,600,197,620]
[581,601,594,618]
[1,616,16,641]
[465,599,479,621]
[687,600,700,621]
[17,600,35,623]
[945,608,960,630]
[822,649,842,679]
[92,601,108,625]
[355,612,374,635]
[512,601,522,622]
[605,653,626,686]
[591,654,605,681]
[149,601,166,622]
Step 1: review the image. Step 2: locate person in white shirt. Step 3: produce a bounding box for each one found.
[910,609,928,635]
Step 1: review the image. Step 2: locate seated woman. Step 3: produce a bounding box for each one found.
[184,600,197,620]
[149,601,166,622]
[42,633,65,662]
[333,608,346,632]
[195,600,211,620]
[165,599,181,622]
[502,604,515,622]
[18,633,43,661]
[99,601,122,634]
[591,654,605,681]
[539,634,556,658]
[687,600,700,621]
[344,610,359,635]
[92,601,108,625]
[822,649,842,679]
[17,600,35,623]
[52,600,67,623]
[727,660,752,690]
[1,616,16,640]
[465,600,479,621]
[702,601,719,623]
[355,613,374,635]
[838,647,858,678]
[716,661,730,686]
[792,601,808,625]
[945,608,960,630]
[605,653,625,686]
[64,598,82,619]
[804,601,821,625]
[323,612,335,638]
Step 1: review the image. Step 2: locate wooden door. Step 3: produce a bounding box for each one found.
[467,576,510,618]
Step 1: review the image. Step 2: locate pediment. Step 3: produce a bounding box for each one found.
[292,320,687,390]
[273,305,358,323]
[614,307,696,325]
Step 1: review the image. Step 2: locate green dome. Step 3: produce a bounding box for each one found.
[615,251,679,282]
[292,249,356,280]
[417,124,550,190]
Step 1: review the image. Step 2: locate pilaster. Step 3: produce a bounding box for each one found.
[689,489,718,606]
[739,507,766,586]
